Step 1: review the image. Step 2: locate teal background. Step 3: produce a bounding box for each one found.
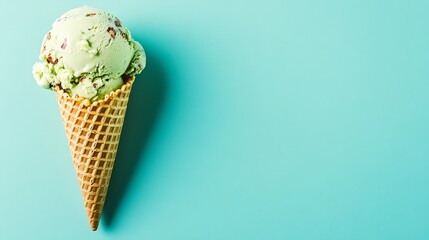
[1,0,428,239]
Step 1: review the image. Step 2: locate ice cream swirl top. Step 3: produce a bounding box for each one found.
[32,6,146,101]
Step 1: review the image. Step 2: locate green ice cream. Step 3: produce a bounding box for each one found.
[32,6,146,101]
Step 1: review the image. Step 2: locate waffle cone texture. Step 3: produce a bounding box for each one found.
[55,76,135,231]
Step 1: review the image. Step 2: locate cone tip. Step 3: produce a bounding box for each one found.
[90,221,99,231]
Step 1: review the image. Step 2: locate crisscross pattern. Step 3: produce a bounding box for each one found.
[55,78,134,230]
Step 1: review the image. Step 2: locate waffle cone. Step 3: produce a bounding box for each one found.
[55,76,135,231]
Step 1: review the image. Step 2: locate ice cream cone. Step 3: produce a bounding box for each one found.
[54,76,135,231]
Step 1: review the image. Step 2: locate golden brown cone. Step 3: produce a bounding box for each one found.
[54,76,135,231]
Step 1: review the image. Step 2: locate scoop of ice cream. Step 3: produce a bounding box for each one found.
[32,6,146,101]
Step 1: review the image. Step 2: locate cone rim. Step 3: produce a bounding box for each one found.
[54,75,135,107]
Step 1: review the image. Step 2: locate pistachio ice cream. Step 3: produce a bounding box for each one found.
[33,6,146,101]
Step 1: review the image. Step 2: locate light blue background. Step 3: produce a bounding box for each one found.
[1,0,428,239]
